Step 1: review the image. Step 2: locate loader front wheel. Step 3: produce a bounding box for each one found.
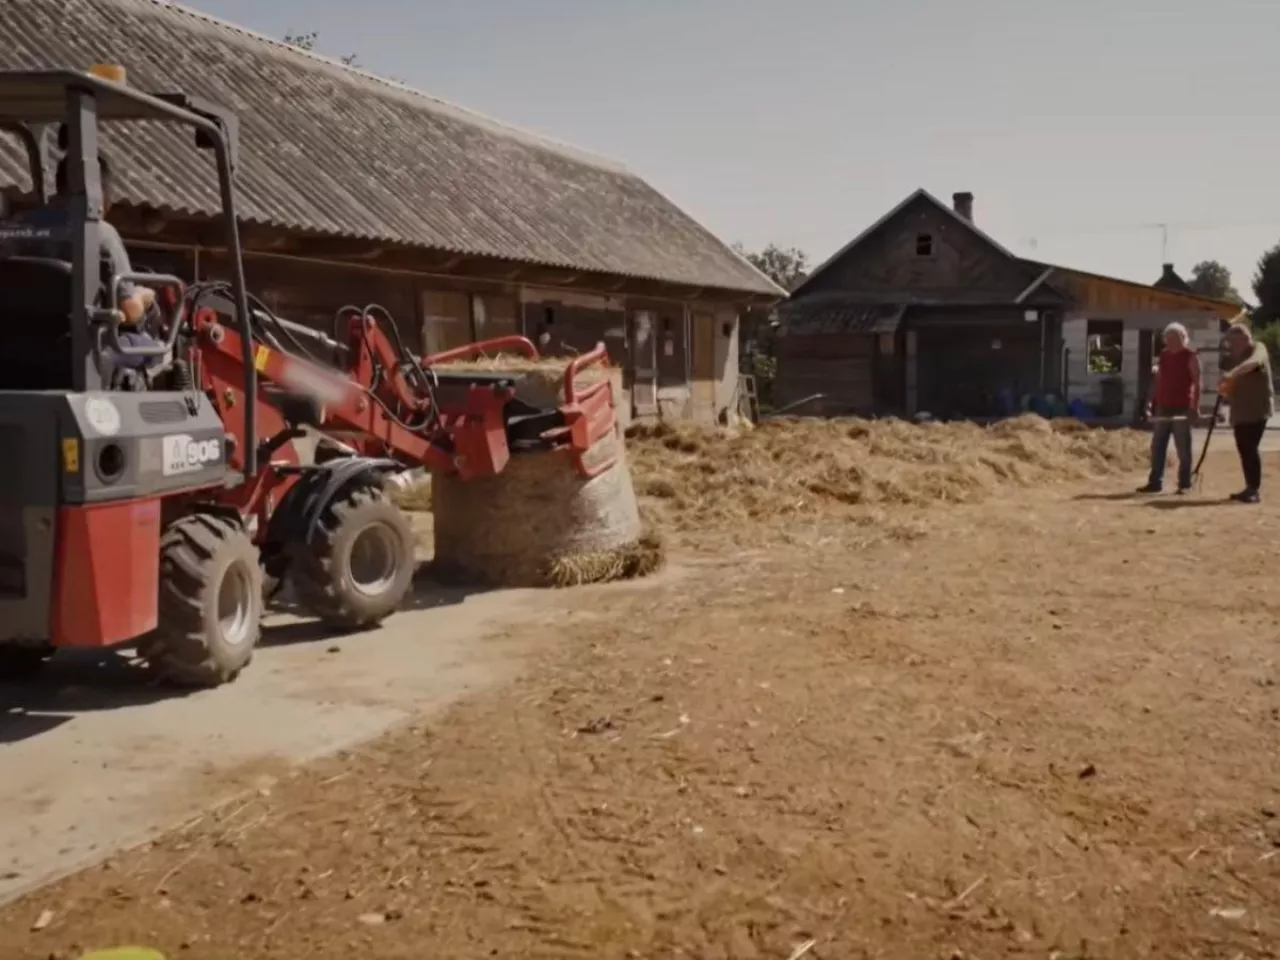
[143,513,263,687]
[289,482,415,630]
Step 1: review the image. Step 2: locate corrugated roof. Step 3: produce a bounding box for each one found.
[0,0,782,297]
[778,297,904,335]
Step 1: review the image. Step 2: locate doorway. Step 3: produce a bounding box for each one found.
[1136,328,1159,421]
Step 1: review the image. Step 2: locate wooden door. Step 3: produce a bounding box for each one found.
[691,311,716,418]
[629,310,658,417]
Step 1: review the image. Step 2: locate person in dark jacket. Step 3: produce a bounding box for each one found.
[1220,323,1274,503]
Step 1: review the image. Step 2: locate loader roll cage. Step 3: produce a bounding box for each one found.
[0,70,261,475]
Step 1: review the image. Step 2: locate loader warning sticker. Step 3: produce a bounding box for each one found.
[161,433,222,476]
[61,437,79,473]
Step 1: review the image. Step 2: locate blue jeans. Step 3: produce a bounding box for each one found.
[1148,415,1193,490]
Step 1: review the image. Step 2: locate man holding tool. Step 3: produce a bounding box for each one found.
[1219,323,1273,503]
[1137,322,1200,494]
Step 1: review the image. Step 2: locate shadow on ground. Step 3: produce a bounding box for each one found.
[0,649,180,744]
[1073,491,1145,503]
[1,566,497,747]
[1144,497,1241,511]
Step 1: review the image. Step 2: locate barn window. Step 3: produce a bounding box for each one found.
[1086,319,1124,374]
[915,233,934,257]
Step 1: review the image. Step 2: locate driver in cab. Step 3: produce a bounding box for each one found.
[10,152,156,327]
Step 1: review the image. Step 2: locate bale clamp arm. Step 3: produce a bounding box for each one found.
[420,336,621,479]
[555,343,620,479]
[420,334,540,366]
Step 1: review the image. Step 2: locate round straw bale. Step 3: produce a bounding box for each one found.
[431,428,661,588]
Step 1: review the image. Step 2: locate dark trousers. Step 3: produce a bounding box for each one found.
[1234,421,1266,491]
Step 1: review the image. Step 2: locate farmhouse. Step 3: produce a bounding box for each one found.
[0,0,783,425]
[776,189,1242,421]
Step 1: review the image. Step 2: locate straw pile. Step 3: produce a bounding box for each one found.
[626,415,1148,539]
[425,353,659,588]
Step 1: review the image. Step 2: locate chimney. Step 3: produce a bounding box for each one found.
[952,191,974,222]
[1161,263,1177,280]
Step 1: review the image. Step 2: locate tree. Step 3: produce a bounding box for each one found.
[1253,242,1280,326]
[731,243,810,414]
[735,242,810,292]
[1188,259,1241,303]
[283,31,359,67]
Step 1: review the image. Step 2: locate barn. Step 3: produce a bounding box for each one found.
[0,0,784,424]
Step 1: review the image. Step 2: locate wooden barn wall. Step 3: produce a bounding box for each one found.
[123,242,740,425]
[137,245,424,353]
[775,333,874,415]
[913,322,1041,418]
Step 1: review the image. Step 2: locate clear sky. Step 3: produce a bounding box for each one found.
[194,0,1280,297]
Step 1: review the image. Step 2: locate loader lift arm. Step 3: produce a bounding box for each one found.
[183,288,619,495]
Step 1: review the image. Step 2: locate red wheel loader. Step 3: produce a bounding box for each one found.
[0,68,618,686]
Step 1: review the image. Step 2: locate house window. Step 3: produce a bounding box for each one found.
[1086,319,1124,374]
[915,233,934,257]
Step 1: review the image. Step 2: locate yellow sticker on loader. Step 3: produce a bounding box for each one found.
[61,437,80,473]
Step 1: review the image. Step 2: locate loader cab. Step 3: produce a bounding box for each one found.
[0,67,259,469]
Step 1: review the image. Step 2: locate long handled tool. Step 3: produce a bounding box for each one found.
[1192,394,1226,488]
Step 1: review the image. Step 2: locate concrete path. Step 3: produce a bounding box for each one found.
[0,575,555,905]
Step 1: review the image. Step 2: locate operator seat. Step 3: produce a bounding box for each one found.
[0,253,165,390]
[0,255,75,389]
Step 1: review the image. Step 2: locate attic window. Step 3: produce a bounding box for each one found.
[915,233,934,257]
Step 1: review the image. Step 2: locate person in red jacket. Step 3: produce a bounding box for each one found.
[1137,322,1200,494]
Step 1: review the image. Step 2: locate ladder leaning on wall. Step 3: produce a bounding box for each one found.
[737,373,761,423]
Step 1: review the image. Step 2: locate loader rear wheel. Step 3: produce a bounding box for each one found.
[289,482,415,630]
[143,513,263,688]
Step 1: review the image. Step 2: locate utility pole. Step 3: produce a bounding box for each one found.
[1145,222,1171,262]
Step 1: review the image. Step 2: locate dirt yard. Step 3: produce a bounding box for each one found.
[4,421,1280,960]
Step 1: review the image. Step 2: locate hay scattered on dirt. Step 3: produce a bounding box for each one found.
[626,415,1148,539]
[547,526,666,587]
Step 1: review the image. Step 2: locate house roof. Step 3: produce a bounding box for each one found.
[1020,258,1245,318]
[0,0,783,298]
[791,188,1036,299]
[792,186,1245,320]
[777,297,904,336]
[1152,263,1193,293]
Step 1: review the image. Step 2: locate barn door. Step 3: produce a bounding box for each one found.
[630,310,658,417]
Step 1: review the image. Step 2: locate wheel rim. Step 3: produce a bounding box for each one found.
[348,523,401,597]
[217,563,254,647]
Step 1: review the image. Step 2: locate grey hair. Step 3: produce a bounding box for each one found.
[1162,322,1189,344]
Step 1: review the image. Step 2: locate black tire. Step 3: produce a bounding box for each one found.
[0,644,52,681]
[289,482,415,630]
[142,513,263,688]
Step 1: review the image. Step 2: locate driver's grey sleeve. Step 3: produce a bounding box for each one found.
[99,221,137,300]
